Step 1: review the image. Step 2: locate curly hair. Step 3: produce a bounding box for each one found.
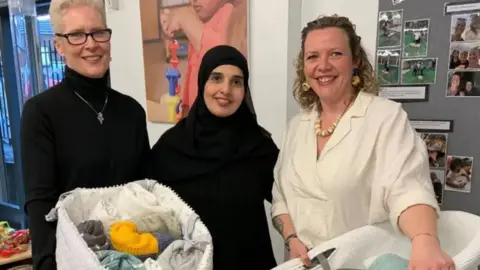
[294,15,379,110]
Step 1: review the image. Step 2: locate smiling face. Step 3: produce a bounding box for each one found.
[54,5,111,78]
[455,20,466,33]
[451,74,460,89]
[190,0,224,22]
[203,64,245,117]
[466,81,473,91]
[303,27,357,103]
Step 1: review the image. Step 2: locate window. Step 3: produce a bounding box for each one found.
[0,1,59,229]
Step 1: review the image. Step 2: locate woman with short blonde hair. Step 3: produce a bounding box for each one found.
[21,1,149,269]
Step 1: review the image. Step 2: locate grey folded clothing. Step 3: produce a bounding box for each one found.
[155,213,209,270]
[156,239,208,270]
[77,220,110,251]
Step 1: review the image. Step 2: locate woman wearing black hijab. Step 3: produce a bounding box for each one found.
[148,45,279,269]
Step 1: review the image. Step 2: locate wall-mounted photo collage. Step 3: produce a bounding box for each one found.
[411,119,474,205]
[447,13,480,97]
[420,132,448,205]
[376,9,437,101]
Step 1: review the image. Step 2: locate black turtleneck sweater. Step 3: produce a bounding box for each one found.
[20,66,150,270]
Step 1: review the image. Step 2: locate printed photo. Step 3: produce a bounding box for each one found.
[376,49,400,85]
[401,58,437,84]
[140,0,248,123]
[445,155,474,193]
[420,133,447,169]
[450,13,480,42]
[392,0,406,5]
[446,70,480,96]
[377,10,403,48]
[430,169,445,205]
[448,41,480,70]
[403,19,429,58]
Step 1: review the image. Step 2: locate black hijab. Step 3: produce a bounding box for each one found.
[149,45,278,182]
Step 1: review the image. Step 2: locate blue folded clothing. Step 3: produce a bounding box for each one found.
[367,253,409,270]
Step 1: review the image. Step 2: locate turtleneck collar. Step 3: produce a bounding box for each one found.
[64,65,110,101]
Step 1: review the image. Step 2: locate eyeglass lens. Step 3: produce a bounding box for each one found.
[68,30,111,45]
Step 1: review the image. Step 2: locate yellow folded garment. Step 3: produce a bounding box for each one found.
[109,221,159,256]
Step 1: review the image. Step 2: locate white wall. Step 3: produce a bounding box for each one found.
[106,0,378,265]
[301,0,379,64]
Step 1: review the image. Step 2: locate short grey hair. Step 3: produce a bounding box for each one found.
[49,0,106,33]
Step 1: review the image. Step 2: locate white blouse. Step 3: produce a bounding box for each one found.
[271,92,440,248]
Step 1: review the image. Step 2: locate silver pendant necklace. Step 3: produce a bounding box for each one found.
[74,91,108,124]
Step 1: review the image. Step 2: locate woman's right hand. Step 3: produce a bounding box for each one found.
[160,9,182,38]
[288,238,311,267]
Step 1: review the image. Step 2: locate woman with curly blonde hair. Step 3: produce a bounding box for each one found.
[270,15,454,269]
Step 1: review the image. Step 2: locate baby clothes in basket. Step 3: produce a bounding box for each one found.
[48,180,214,270]
[143,214,209,270]
[88,182,182,238]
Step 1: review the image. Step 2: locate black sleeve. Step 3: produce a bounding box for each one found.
[21,99,58,270]
[263,144,280,203]
[136,107,150,179]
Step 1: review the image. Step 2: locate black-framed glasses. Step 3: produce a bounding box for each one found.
[55,28,112,45]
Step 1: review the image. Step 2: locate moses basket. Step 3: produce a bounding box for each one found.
[273,211,480,270]
[45,180,213,270]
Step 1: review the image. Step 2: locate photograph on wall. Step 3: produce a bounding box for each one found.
[392,0,406,5]
[376,49,400,85]
[420,133,448,169]
[446,70,480,96]
[139,0,248,123]
[430,169,445,205]
[401,58,437,84]
[449,41,480,70]
[403,19,429,58]
[450,13,480,43]
[377,10,403,48]
[445,155,474,193]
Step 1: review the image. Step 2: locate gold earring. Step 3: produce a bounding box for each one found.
[302,82,311,92]
[352,75,360,86]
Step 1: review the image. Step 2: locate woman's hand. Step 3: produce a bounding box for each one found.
[408,235,455,270]
[160,7,200,38]
[160,9,182,38]
[288,238,311,267]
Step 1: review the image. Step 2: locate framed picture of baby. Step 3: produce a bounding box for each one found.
[139,0,248,123]
[445,155,474,193]
[419,133,448,169]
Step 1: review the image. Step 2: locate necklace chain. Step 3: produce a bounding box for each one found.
[74,91,108,124]
[315,96,355,137]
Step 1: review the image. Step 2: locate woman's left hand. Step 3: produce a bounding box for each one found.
[409,234,455,270]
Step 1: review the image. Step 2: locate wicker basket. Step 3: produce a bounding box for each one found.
[46,180,213,270]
